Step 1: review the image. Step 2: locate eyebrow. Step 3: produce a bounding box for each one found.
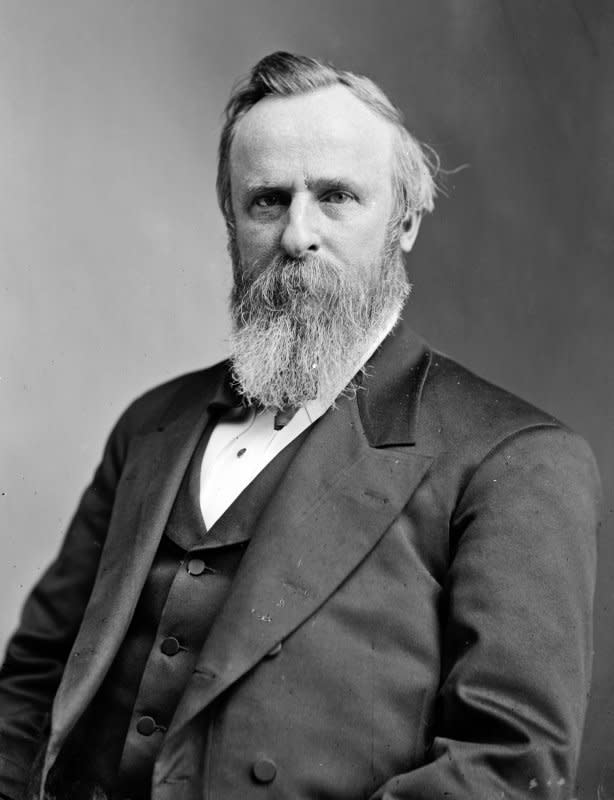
[243,176,363,197]
[243,181,282,196]
[305,176,362,193]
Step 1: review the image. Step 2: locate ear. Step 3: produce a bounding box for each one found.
[399,211,422,253]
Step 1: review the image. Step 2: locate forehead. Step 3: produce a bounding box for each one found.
[229,85,396,189]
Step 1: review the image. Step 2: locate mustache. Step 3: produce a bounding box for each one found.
[232,253,354,320]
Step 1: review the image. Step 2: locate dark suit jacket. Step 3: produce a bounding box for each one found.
[0,322,600,799]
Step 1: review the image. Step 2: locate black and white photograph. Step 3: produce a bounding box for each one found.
[1,2,612,798]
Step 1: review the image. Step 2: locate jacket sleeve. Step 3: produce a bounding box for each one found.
[370,425,600,800]
[0,414,130,800]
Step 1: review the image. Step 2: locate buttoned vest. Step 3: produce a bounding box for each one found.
[45,419,308,800]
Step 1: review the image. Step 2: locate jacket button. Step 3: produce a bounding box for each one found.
[252,758,277,784]
[160,636,181,656]
[265,642,282,658]
[186,558,207,576]
[136,715,157,736]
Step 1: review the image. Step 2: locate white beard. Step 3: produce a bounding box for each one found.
[228,243,410,410]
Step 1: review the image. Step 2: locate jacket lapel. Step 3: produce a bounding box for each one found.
[164,322,434,744]
[45,368,227,774]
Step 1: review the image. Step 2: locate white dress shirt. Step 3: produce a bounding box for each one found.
[200,311,400,529]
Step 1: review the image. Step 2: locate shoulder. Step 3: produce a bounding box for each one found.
[123,361,227,427]
[417,344,598,478]
[416,345,600,503]
[421,348,560,439]
[102,360,229,456]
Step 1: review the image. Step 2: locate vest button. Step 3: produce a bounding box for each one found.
[136,715,157,736]
[160,636,181,656]
[252,757,277,784]
[186,558,207,576]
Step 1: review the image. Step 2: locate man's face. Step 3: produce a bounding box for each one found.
[226,85,413,409]
[229,84,398,287]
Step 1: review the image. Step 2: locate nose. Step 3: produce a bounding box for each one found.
[280,195,320,257]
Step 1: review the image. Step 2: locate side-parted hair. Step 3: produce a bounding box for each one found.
[217,51,438,234]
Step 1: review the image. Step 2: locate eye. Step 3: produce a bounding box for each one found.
[253,192,283,208]
[322,190,354,205]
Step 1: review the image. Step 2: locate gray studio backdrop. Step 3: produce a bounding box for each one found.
[1,1,612,796]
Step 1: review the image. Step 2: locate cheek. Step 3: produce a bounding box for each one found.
[335,220,388,265]
[235,223,277,268]
[236,221,269,252]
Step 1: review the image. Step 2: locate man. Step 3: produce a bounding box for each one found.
[0,51,600,800]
